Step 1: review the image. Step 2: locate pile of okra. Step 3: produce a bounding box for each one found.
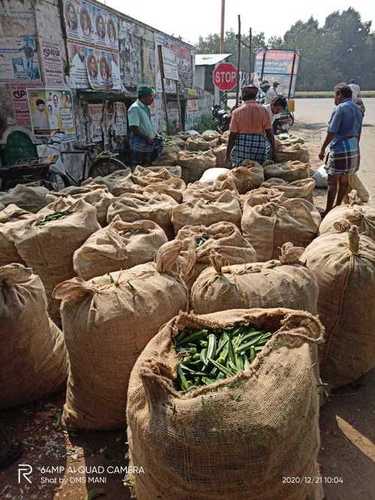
[174,325,273,391]
[36,210,72,227]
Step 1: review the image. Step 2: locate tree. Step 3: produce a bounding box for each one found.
[196,8,375,90]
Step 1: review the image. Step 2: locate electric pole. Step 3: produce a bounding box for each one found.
[220,0,225,53]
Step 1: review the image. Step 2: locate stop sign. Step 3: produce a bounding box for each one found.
[212,63,238,91]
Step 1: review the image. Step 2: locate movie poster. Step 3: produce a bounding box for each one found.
[0,36,41,82]
[63,0,118,50]
[67,42,121,90]
[28,89,75,137]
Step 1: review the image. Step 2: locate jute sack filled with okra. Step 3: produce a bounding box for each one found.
[0,204,36,267]
[127,308,324,500]
[54,241,191,430]
[10,197,100,324]
[107,192,177,239]
[302,225,375,388]
[46,184,114,226]
[222,160,264,194]
[191,243,318,315]
[319,190,375,241]
[264,161,310,182]
[0,264,67,409]
[176,222,257,287]
[262,177,315,203]
[241,198,321,261]
[172,190,242,234]
[131,166,186,203]
[73,216,168,280]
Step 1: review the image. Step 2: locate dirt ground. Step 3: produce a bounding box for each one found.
[1,99,375,500]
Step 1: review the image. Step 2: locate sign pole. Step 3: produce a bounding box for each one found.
[176,82,183,131]
[288,51,297,99]
[157,45,170,135]
[235,15,241,107]
[220,0,226,53]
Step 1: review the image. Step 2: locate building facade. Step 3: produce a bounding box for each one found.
[0,0,213,165]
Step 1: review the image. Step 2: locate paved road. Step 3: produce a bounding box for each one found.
[295,98,375,205]
[295,98,375,500]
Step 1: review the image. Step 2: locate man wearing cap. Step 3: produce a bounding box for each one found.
[226,85,275,166]
[128,86,163,166]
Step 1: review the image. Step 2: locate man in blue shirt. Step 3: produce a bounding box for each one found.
[319,83,363,215]
[128,86,163,166]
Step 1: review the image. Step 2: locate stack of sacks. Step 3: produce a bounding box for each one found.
[0,205,36,266]
[172,190,242,233]
[74,216,168,280]
[9,197,100,323]
[176,221,257,286]
[0,184,53,213]
[0,264,67,409]
[191,243,319,315]
[54,241,191,430]
[241,198,321,261]
[107,192,177,239]
[264,161,310,182]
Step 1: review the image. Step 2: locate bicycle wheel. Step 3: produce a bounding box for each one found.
[88,157,127,179]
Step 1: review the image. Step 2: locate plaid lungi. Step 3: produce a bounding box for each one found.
[326,137,360,176]
[231,133,270,166]
[129,133,163,166]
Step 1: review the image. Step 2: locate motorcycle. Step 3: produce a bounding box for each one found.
[272,110,295,135]
[212,105,231,133]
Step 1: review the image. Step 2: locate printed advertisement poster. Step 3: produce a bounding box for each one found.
[86,48,121,90]
[154,34,176,94]
[113,102,127,136]
[68,42,121,90]
[63,0,118,50]
[142,36,155,87]
[41,41,65,87]
[162,47,178,81]
[255,49,300,96]
[119,20,142,88]
[87,103,103,142]
[11,83,40,127]
[0,36,41,82]
[0,6,36,38]
[28,89,75,137]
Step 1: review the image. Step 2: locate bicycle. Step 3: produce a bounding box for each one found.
[46,138,128,191]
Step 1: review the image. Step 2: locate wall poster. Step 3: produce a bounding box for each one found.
[28,89,75,137]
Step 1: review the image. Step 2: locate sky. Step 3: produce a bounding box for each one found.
[103,0,375,44]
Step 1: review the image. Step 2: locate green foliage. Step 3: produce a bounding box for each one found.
[195,114,217,133]
[196,8,375,90]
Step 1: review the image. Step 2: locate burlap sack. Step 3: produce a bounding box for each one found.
[186,136,212,151]
[183,180,239,203]
[303,226,375,387]
[73,216,168,280]
[82,168,132,194]
[277,134,305,146]
[0,264,67,409]
[225,161,264,194]
[243,186,285,207]
[131,166,186,203]
[347,174,370,203]
[54,241,190,430]
[191,243,318,315]
[0,184,51,213]
[176,222,257,286]
[157,142,179,165]
[47,185,114,226]
[127,308,324,500]
[177,150,216,183]
[107,192,177,239]
[264,161,310,182]
[275,143,309,163]
[242,198,321,261]
[263,177,315,202]
[220,130,230,143]
[319,192,375,241]
[144,165,182,178]
[0,205,36,267]
[10,198,100,323]
[213,144,227,168]
[172,190,242,233]
[202,129,221,141]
